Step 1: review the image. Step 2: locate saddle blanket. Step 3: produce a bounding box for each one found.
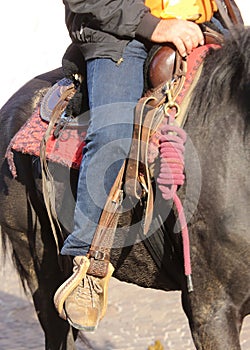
[6,43,219,178]
[7,106,87,177]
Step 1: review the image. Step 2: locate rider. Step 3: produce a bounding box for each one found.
[54,0,243,331]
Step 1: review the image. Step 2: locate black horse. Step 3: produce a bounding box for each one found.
[0,27,250,350]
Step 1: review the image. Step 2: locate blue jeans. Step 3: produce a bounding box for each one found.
[61,39,148,256]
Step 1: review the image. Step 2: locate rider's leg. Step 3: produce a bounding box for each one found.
[61,39,147,256]
[54,39,148,331]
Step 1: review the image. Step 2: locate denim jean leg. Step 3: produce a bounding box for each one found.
[61,40,148,256]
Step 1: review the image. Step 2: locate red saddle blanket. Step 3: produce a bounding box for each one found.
[7,43,219,178]
[7,106,87,177]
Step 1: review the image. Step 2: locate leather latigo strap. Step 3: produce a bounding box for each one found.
[215,0,241,28]
[221,0,241,25]
[87,161,125,278]
[124,96,167,235]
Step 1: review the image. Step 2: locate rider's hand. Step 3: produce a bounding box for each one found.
[151,19,204,57]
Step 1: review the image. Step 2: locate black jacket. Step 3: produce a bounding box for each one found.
[63,0,243,62]
[63,0,159,62]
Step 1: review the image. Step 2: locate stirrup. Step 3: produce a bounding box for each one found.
[98,262,114,320]
[54,256,90,319]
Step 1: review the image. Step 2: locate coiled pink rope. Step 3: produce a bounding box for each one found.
[157,114,193,291]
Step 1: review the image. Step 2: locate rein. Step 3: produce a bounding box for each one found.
[215,0,240,28]
[158,106,192,291]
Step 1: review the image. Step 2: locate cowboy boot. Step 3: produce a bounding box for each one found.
[54,256,114,331]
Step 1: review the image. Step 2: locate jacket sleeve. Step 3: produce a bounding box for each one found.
[65,0,160,39]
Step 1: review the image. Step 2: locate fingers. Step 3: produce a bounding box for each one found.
[174,26,204,57]
[151,19,204,57]
[179,35,194,56]
[173,37,189,57]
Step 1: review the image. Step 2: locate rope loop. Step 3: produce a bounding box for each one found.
[156,113,193,291]
[157,115,187,200]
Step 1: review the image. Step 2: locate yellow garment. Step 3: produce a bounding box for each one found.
[145,0,218,23]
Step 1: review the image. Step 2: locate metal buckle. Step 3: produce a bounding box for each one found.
[92,250,105,261]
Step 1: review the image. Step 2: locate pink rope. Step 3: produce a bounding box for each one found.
[157,115,193,291]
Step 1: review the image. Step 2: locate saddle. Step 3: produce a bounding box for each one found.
[38,27,223,278]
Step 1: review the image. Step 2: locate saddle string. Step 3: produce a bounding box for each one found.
[40,84,76,255]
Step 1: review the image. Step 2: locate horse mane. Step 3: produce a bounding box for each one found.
[188,26,250,125]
